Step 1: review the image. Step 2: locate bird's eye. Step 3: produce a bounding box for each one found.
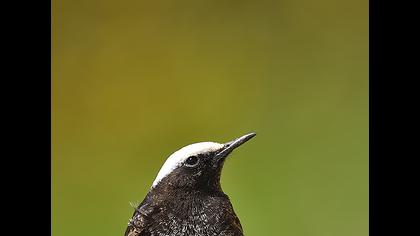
[185,155,199,167]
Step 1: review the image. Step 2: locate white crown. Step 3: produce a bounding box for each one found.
[151,142,224,188]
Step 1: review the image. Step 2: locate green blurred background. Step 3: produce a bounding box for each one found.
[52,0,368,235]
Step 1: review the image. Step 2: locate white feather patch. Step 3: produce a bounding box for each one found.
[151,142,224,188]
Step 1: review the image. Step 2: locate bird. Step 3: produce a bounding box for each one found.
[124,132,256,236]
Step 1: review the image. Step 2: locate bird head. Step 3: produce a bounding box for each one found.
[150,133,256,193]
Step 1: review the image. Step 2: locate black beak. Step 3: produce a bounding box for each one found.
[215,132,256,159]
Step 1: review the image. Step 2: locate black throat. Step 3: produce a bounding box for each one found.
[129,174,243,236]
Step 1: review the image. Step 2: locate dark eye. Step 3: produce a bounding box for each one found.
[185,155,199,167]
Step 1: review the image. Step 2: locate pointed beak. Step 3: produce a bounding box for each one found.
[215,132,256,159]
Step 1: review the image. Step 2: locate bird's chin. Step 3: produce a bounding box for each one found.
[212,153,228,169]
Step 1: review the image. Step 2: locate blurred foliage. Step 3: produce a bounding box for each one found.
[52,0,368,235]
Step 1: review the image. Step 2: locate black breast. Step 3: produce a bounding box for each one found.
[125,191,243,236]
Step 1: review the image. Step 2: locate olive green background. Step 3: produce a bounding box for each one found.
[52,0,368,235]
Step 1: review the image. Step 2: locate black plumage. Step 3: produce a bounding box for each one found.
[124,133,256,236]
